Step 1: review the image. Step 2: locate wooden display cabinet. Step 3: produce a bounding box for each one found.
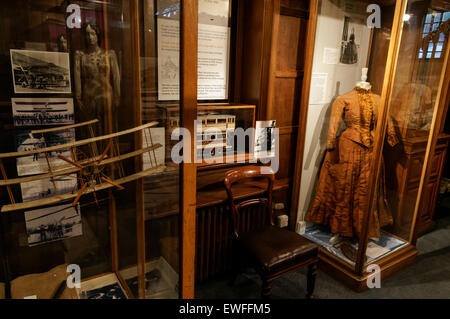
[0,0,198,299]
[293,0,450,291]
[385,133,450,239]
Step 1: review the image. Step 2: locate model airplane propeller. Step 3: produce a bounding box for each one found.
[57,140,125,207]
[0,119,164,213]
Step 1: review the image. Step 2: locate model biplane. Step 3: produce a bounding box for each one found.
[0,119,164,213]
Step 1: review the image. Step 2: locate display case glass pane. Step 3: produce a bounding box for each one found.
[119,0,182,299]
[0,0,183,299]
[0,0,122,299]
[297,0,400,270]
[381,1,449,244]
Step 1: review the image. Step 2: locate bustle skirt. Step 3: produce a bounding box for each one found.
[306,135,392,239]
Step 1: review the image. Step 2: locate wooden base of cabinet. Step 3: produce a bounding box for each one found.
[317,245,417,292]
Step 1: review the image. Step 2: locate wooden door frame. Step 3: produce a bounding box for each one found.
[180,0,198,299]
[289,0,319,231]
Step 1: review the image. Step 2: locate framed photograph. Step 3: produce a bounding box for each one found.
[20,174,78,203]
[12,98,74,127]
[15,129,75,176]
[10,49,71,94]
[339,16,359,65]
[24,203,83,247]
[254,120,276,159]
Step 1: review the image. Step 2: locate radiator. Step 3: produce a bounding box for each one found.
[195,201,268,282]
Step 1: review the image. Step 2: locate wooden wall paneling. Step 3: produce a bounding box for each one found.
[440,82,450,133]
[290,0,317,231]
[123,0,147,299]
[143,0,157,97]
[181,0,198,299]
[238,0,274,117]
[367,4,395,95]
[277,130,298,179]
[100,1,120,281]
[280,0,310,11]
[265,0,309,227]
[232,0,244,102]
[384,133,450,239]
[416,138,450,237]
[265,0,281,120]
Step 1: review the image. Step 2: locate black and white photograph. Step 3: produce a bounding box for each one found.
[24,203,83,247]
[10,49,71,94]
[20,174,78,203]
[15,129,75,176]
[339,16,360,65]
[12,98,74,127]
[254,120,276,158]
[81,283,127,299]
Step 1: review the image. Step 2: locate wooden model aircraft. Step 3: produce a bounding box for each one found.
[0,119,164,212]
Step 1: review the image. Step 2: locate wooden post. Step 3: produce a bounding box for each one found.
[129,0,146,299]
[0,160,15,205]
[290,0,318,230]
[181,0,198,299]
[101,1,120,282]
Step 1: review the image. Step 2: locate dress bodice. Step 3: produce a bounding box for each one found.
[326,88,398,149]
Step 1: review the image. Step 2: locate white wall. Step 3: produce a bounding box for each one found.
[296,0,372,224]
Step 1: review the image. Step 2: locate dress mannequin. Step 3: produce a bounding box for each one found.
[355,68,371,91]
[328,68,371,246]
[74,23,121,136]
[307,68,398,246]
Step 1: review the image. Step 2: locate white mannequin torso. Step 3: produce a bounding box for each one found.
[356,67,372,90]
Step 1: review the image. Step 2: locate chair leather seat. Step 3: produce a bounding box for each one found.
[238,226,318,274]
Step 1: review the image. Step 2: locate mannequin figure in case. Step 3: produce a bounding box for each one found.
[74,23,121,136]
[306,68,398,248]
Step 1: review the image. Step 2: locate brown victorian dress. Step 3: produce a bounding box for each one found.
[306,87,398,239]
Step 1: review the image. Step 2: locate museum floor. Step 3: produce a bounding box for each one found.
[195,213,450,299]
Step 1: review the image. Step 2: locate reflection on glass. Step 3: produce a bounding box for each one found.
[297,0,401,268]
[383,1,449,242]
[121,0,182,299]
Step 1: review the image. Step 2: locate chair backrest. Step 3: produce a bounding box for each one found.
[224,166,275,238]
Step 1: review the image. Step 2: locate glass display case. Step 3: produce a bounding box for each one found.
[296,0,449,290]
[0,0,197,299]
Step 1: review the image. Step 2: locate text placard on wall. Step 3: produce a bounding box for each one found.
[157,0,231,101]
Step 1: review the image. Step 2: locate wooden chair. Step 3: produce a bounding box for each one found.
[224,165,319,299]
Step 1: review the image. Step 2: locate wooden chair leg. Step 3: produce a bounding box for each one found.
[306,262,317,299]
[261,278,272,299]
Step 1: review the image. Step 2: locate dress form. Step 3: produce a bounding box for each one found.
[74,23,121,137]
[356,68,372,91]
[328,68,372,246]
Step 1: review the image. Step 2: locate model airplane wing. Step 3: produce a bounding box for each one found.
[0,119,165,212]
